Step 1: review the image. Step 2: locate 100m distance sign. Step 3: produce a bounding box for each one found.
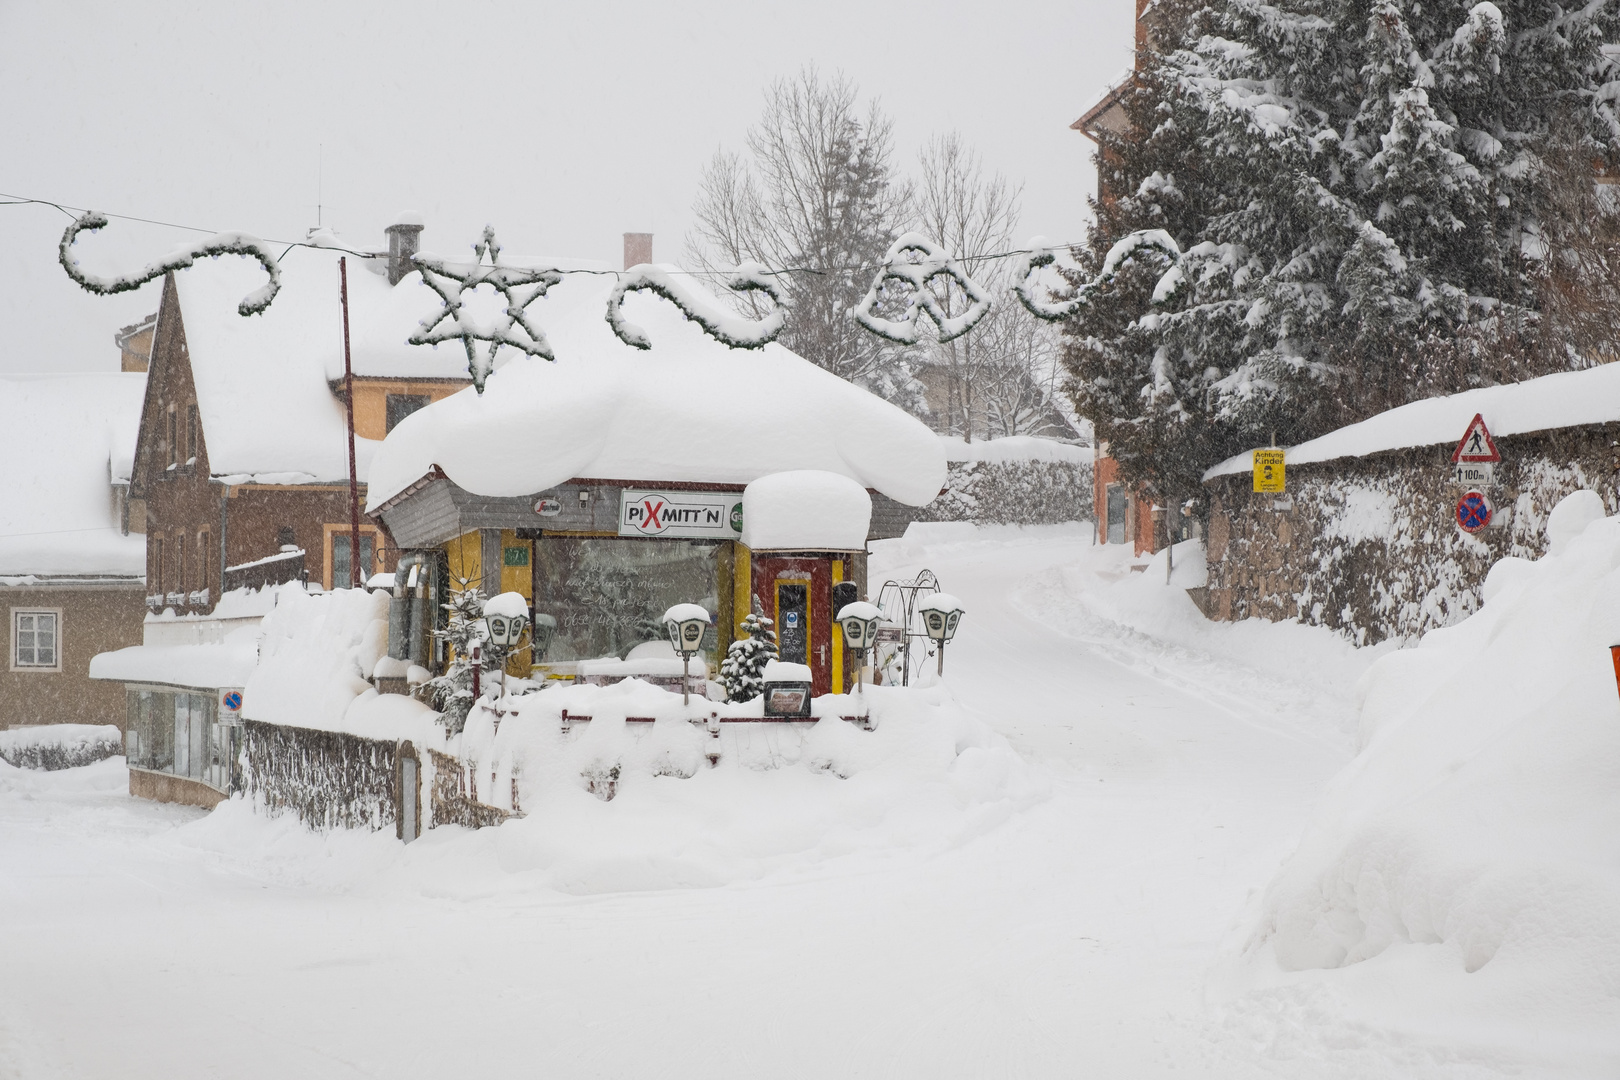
[619,490,744,539]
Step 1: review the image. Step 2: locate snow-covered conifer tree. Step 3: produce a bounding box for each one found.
[720,611,778,702]
[1065,0,1620,510]
[423,588,501,735]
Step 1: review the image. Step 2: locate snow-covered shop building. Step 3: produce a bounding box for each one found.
[125,218,471,612]
[365,272,947,697]
[0,373,147,730]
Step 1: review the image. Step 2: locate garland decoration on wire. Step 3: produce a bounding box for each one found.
[58,211,282,316]
[409,226,564,393]
[606,261,786,350]
[1014,230,1182,321]
[852,232,992,344]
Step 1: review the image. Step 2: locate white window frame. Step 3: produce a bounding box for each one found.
[11,607,63,673]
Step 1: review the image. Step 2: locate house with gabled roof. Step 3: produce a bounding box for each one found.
[0,373,147,731]
[125,218,475,608]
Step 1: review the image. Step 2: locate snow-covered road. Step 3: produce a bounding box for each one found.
[0,524,1497,1078]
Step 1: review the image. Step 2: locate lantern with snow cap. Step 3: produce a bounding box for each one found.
[482,591,531,650]
[662,603,711,705]
[917,592,965,675]
[836,600,883,697]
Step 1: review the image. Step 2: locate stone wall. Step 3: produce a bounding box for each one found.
[243,720,399,832]
[1203,423,1620,644]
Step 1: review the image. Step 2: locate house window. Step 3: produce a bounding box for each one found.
[166,407,178,471]
[175,531,187,594]
[328,527,378,589]
[12,609,61,671]
[152,536,164,595]
[198,530,212,599]
[186,403,199,466]
[386,394,431,434]
[276,527,296,550]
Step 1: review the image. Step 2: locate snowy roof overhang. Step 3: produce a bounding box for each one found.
[1204,362,1620,480]
[364,273,947,511]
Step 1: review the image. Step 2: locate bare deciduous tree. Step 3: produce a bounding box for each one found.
[687,68,916,402]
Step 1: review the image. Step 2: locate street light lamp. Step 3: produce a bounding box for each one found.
[917,592,965,676]
[836,600,883,698]
[482,592,532,713]
[663,603,712,706]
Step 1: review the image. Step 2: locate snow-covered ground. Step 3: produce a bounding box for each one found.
[1,522,1610,1077]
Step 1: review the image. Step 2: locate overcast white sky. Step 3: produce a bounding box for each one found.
[0,1,1133,374]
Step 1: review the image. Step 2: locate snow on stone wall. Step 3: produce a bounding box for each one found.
[1204,423,1620,644]
[243,719,400,833]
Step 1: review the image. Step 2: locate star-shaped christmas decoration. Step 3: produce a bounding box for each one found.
[409,226,564,393]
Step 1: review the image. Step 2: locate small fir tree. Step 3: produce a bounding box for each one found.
[423,587,502,735]
[720,611,777,702]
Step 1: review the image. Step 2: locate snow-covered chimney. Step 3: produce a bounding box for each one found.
[623,232,652,270]
[385,213,425,285]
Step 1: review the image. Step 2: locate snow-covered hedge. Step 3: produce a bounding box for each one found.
[1240,491,1620,1038]
[919,457,1094,526]
[0,724,122,771]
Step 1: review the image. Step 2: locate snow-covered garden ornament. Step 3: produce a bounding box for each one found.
[58,211,282,316]
[606,261,786,350]
[409,226,563,393]
[1014,230,1182,321]
[853,232,991,344]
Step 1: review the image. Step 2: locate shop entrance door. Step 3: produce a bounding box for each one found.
[752,556,835,696]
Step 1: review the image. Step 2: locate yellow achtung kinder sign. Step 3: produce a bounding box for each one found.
[1253,449,1286,493]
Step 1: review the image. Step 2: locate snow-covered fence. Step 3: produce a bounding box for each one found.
[426,748,510,829]
[225,548,305,594]
[1203,423,1620,644]
[243,719,399,832]
[0,724,122,771]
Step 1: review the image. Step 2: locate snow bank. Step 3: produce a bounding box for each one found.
[0,373,146,576]
[364,272,947,509]
[741,470,871,550]
[1241,491,1620,1041]
[436,679,1047,893]
[1206,360,1620,478]
[0,724,122,771]
[246,585,440,743]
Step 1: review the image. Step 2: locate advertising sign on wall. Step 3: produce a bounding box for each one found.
[619,490,744,539]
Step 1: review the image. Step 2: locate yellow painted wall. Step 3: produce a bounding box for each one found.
[351,380,467,441]
[831,558,845,693]
[732,542,751,639]
[445,531,480,592]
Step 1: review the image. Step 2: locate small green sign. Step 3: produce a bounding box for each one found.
[730,503,744,533]
[503,546,529,567]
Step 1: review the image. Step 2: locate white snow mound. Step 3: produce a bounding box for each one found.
[1245,490,1620,1029]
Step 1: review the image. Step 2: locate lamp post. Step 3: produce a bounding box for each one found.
[482,593,531,717]
[917,593,965,676]
[663,603,712,706]
[836,600,883,698]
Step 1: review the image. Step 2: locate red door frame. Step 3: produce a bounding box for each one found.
[751,555,834,696]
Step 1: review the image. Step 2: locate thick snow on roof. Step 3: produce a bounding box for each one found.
[0,374,145,576]
[89,628,258,690]
[1205,361,1620,479]
[366,273,948,509]
[742,471,872,550]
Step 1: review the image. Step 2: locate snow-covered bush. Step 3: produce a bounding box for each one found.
[423,587,504,735]
[720,611,777,702]
[1241,491,1620,1031]
[0,724,122,771]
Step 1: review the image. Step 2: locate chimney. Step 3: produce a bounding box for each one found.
[385,213,425,285]
[623,232,652,270]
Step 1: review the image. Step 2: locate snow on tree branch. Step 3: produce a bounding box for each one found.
[58,211,282,316]
[409,226,563,394]
[1014,230,1182,321]
[853,232,991,344]
[605,261,786,350]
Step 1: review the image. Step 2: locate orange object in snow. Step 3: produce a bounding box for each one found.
[1610,646,1620,702]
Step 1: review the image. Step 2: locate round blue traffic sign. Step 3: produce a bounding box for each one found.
[1456,490,1492,534]
[222,691,243,711]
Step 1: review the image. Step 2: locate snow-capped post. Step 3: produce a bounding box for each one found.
[853,232,991,345]
[409,227,563,393]
[339,257,361,588]
[1013,230,1181,321]
[835,601,883,699]
[58,211,282,316]
[917,593,965,677]
[606,261,787,350]
[663,603,712,706]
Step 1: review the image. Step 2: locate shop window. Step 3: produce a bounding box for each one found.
[531,538,720,663]
[329,528,377,589]
[126,689,231,790]
[386,394,430,433]
[11,609,60,670]
[1106,484,1126,545]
